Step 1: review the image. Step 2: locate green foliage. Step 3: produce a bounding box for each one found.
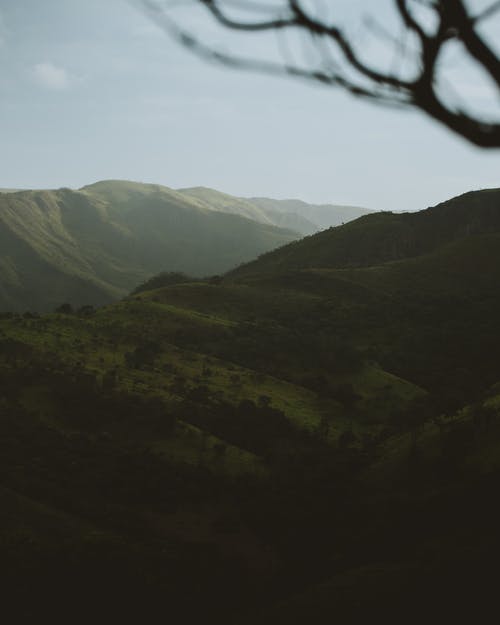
[131,271,198,294]
[55,302,74,315]
[2,186,500,623]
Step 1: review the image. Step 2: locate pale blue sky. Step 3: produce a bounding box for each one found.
[0,0,498,211]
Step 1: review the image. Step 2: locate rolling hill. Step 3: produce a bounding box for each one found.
[230,188,500,278]
[219,188,500,408]
[0,179,377,311]
[0,180,298,311]
[2,184,500,623]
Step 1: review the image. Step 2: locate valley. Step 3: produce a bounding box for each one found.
[1,186,500,622]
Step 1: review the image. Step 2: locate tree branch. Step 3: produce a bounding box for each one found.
[143,0,500,148]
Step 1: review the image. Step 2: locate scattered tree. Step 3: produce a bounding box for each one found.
[55,303,74,315]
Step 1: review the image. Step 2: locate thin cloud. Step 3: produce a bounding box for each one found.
[33,62,71,90]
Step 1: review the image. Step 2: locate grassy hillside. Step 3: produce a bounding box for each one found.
[0,181,298,311]
[3,185,500,623]
[0,276,426,622]
[232,188,500,277]
[179,186,275,224]
[3,259,500,622]
[0,179,377,312]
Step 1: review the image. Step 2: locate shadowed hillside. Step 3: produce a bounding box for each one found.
[2,185,500,623]
[230,188,500,278]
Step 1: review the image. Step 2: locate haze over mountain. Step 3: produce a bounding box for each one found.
[178,187,372,235]
[0,180,376,312]
[246,197,374,231]
[0,180,299,312]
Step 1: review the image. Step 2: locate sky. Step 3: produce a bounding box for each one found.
[0,0,498,211]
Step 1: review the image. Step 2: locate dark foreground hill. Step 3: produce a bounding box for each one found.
[0,180,298,312]
[2,186,500,623]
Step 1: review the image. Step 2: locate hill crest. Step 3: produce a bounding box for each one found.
[229,187,500,278]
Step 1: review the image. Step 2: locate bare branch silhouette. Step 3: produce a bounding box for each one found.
[141,0,500,148]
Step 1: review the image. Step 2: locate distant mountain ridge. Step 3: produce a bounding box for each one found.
[246,196,374,230]
[4,180,498,313]
[0,180,298,311]
[179,186,373,235]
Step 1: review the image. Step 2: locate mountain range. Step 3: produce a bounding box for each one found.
[178,187,372,235]
[2,184,500,623]
[0,180,372,311]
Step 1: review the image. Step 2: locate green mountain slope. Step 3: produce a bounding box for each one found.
[231,188,500,278]
[223,243,500,409]
[0,181,298,311]
[3,236,500,622]
[179,186,275,224]
[0,180,376,312]
[3,185,500,623]
[179,186,319,235]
